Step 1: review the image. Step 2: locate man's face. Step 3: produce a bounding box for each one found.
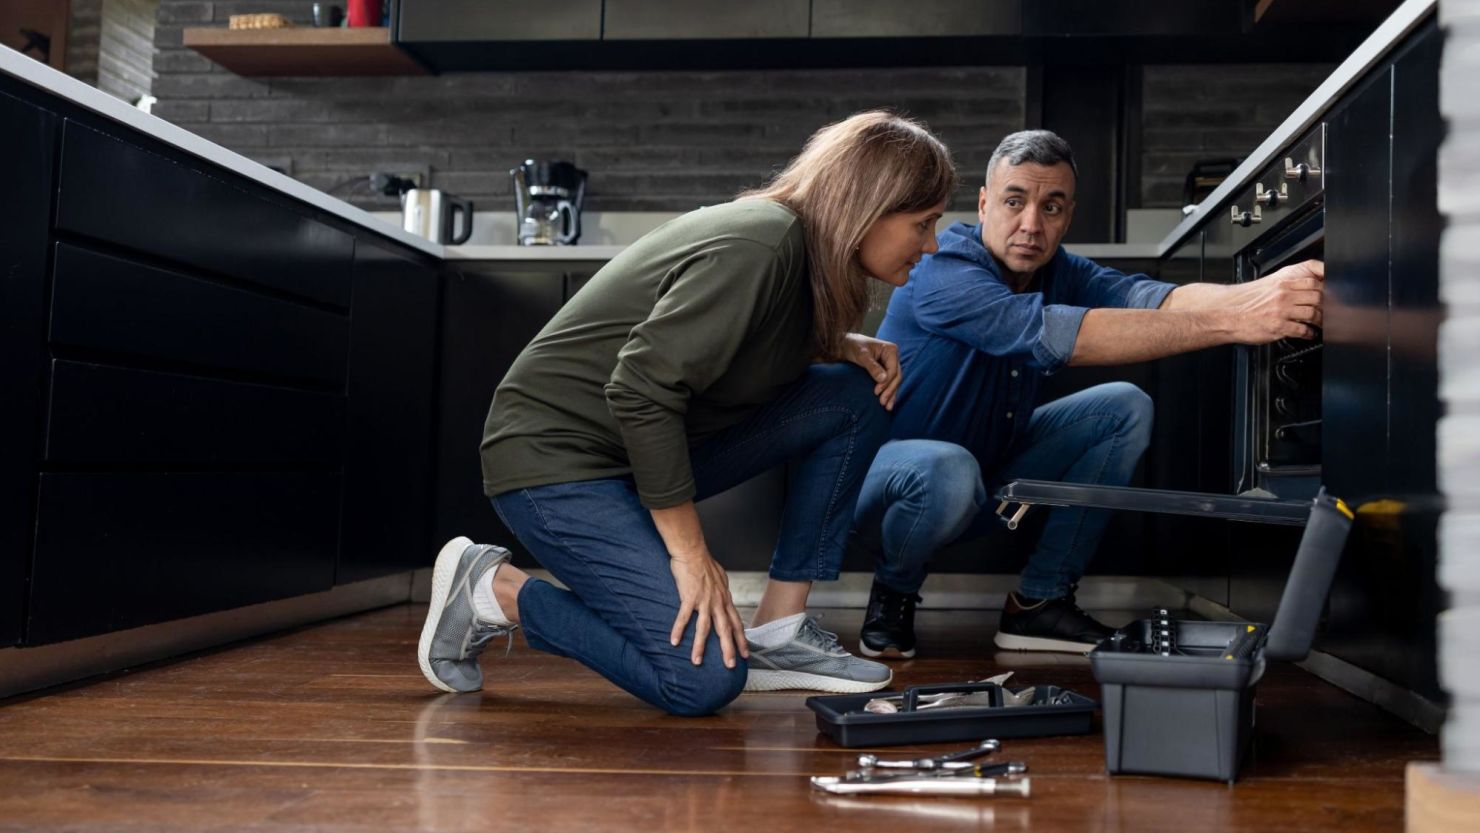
[977,160,1076,281]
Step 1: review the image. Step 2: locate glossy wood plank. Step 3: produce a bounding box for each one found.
[0,606,1435,832]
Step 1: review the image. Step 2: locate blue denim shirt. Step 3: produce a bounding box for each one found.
[879,221,1175,472]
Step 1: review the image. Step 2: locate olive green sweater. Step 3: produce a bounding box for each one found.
[480,199,815,508]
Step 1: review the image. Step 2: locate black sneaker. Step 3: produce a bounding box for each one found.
[993,585,1114,653]
[859,579,921,659]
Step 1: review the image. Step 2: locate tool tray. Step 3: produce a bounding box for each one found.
[806,682,1097,748]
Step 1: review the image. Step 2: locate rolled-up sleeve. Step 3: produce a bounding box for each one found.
[603,240,780,508]
[1063,252,1176,311]
[913,254,1086,374]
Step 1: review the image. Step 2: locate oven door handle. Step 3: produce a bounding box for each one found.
[994,480,1312,526]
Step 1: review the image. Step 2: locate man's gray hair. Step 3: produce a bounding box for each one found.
[985,130,1078,183]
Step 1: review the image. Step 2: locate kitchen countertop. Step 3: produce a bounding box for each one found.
[1,0,1433,264]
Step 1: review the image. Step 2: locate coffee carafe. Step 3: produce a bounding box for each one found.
[511,159,587,246]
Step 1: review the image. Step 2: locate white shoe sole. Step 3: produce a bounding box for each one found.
[858,642,916,659]
[992,631,1097,654]
[417,536,475,694]
[743,668,893,693]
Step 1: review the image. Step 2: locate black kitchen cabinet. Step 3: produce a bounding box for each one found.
[55,121,355,310]
[339,241,441,584]
[397,0,601,42]
[1320,20,1444,700]
[0,92,55,648]
[27,473,340,644]
[811,0,1019,38]
[603,0,808,40]
[2,68,449,647]
[434,266,565,562]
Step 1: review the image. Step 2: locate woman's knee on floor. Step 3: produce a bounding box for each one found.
[659,657,748,717]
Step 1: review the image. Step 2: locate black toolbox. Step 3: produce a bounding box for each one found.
[996,484,1354,783]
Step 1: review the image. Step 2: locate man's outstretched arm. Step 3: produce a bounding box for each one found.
[1067,260,1324,366]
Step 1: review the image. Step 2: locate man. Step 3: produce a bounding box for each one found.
[852,130,1323,656]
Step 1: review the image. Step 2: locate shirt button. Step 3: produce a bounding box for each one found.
[1010,370,1019,378]
[1006,411,1014,419]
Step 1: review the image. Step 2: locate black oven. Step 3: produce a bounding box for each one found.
[1233,206,1325,501]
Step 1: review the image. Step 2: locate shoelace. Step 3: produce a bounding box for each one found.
[796,616,850,657]
[468,620,519,658]
[877,590,921,625]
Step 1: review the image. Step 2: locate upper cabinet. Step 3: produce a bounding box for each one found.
[604,0,808,40]
[398,0,601,42]
[393,0,1377,72]
[811,0,1020,38]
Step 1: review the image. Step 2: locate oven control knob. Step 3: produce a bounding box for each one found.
[1230,204,1262,227]
[1254,182,1288,207]
[1284,157,1322,183]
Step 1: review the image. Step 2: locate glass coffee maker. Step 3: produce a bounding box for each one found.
[510,160,587,246]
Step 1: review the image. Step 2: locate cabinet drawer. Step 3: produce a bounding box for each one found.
[50,243,350,385]
[45,361,344,466]
[26,472,340,644]
[55,121,354,308]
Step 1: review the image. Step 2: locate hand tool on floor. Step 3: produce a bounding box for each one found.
[856,739,999,771]
[841,761,1028,782]
[811,775,1032,797]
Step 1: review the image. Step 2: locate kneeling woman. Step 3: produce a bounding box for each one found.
[419,111,954,715]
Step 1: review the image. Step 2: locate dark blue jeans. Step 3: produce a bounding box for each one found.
[492,363,891,716]
[852,381,1153,600]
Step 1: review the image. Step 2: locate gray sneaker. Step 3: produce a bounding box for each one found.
[744,616,893,693]
[417,536,517,693]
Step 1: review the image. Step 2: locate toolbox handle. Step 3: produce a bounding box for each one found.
[1264,489,1355,661]
[901,682,1004,712]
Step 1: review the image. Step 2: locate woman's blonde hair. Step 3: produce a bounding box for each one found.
[743,111,955,358]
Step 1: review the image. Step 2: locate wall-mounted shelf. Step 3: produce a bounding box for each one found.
[182,27,428,76]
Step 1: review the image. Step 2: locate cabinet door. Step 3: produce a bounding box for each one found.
[604,0,808,39]
[811,0,1019,37]
[398,0,601,42]
[340,242,441,583]
[1322,69,1393,505]
[434,267,564,562]
[0,92,54,647]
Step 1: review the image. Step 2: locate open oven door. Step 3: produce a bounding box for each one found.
[994,479,1314,530]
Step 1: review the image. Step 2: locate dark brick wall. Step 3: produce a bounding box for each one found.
[152,1,1333,217]
[1141,63,1334,208]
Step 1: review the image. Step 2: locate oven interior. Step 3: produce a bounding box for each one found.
[1237,208,1325,498]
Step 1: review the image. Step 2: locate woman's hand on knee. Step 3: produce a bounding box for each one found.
[668,551,748,669]
[840,333,902,411]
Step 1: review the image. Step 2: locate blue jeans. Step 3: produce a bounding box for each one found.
[491,363,890,716]
[852,382,1153,600]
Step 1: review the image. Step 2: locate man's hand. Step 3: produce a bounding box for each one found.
[840,332,902,410]
[1222,259,1325,344]
[668,548,746,668]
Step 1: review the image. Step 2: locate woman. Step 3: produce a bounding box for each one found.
[418,111,955,715]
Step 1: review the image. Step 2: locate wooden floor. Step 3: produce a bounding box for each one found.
[0,604,1437,832]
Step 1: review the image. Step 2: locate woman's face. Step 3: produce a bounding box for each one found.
[857,200,948,286]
